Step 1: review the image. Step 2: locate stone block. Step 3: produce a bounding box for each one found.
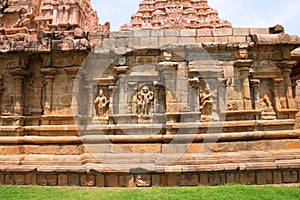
[197,29,213,37]
[96,174,105,187]
[167,174,177,186]
[69,174,80,186]
[86,175,96,187]
[0,146,21,155]
[178,37,196,44]
[282,171,298,183]
[150,29,165,37]
[239,172,256,184]
[164,29,180,37]
[25,173,36,185]
[257,171,273,184]
[214,37,228,43]
[37,174,57,186]
[226,172,239,184]
[119,175,127,187]
[224,65,234,78]
[110,31,133,38]
[187,144,204,153]
[228,36,247,43]
[140,37,159,48]
[159,37,178,46]
[273,171,282,184]
[253,34,280,45]
[233,28,250,36]
[58,174,68,186]
[102,38,116,50]
[0,174,4,184]
[105,175,119,187]
[178,174,199,186]
[199,174,209,186]
[209,173,221,186]
[128,37,140,48]
[15,174,25,185]
[133,30,150,37]
[152,175,160,186]
[160,175,168,186]
[180,29,197,37]
[250,28,270,35]
[196,37,214,43]
[212,28,233,36]
[279,34,291,44]
[4,174,15,185]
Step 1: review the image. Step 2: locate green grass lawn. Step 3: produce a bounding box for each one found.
[0,185,299,200]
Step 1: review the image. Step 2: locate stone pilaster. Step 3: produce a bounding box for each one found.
[40,68,57,115]
[64,66,80,115]
[234,60,253,110]
[158,60,178,113]
[273,78,284,111]
[9,68,28,116]
[250,79,261,111]
[114,66,131,115]
[278,61,297,109]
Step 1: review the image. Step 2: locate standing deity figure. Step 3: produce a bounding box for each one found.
[94,89,109,117]
[136,86,154,118]
[199,84,213,121]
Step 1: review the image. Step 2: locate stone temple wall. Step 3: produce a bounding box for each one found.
[0,26,300,187]
[0,1,300,187]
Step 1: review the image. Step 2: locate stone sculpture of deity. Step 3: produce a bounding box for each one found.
[94,89,109,117]
[199,84,213,121]
[136,86,154,118]
[260,94,276,120]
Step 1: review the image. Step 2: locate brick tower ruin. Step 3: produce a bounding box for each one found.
[0,0,300,187]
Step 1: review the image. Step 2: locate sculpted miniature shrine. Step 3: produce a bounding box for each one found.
[0,0,300,187]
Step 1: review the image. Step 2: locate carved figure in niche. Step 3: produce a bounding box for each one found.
[199,84,213,122]
[135,175,151,187]
[260,95,276,120]
[136,86,154,118]
[227,100,239,111]
[12,8,33,28]
[94,89,109,117]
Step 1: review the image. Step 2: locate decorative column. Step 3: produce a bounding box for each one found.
[85,83,95,117]
[250,79,261,110]
[234,60,253,110]
[273,78,284,110]
[52,6,59,25]
[9,68,28,116]
[278,61,297,109]
[0,75,3,114]
[64,66,80,115]
[218,78,228,114]
[158,52,178,114]
[108,85,116,124]
[250,79,261,120]
[114,65,131,114]
[40,68,57,115]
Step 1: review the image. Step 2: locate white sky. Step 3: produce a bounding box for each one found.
[91,0,300,35]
